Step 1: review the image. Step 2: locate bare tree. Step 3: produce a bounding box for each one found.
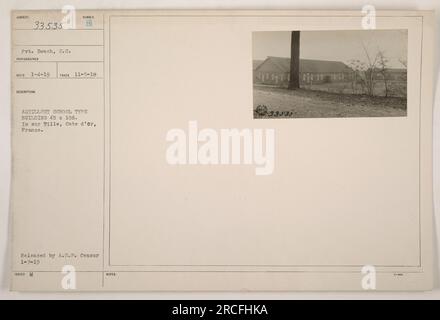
[361,42,379,97]
[349,46,392,98]
[377,50,389,97]
[288,31,300,90]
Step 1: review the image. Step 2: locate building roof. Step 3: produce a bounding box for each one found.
[253,60,264,70]
[255,56,353,73]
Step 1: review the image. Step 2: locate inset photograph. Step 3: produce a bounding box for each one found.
[253,30,407,118]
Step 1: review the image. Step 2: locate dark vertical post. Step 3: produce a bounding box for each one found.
[288,31,300,90]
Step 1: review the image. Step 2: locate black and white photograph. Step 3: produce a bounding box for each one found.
[253,30,408,118]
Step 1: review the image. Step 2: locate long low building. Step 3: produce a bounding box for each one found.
[254,56,407,87]
[254,56,355,86]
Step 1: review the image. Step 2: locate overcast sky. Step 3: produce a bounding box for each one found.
[253,30,407,69]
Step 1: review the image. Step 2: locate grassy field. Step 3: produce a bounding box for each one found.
[253,85,407,118]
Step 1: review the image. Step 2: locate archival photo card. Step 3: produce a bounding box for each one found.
[253,30,408,118]
[10,10,433,291]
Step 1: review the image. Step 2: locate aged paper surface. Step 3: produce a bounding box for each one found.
[10,10,434,291]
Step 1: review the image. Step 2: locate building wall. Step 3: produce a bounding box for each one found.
[254,71,354,85]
